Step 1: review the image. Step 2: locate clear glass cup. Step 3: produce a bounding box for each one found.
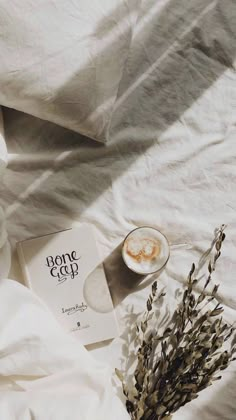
[122,226,170,275]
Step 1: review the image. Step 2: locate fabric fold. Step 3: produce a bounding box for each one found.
[0,279,129,420]
[0,107,10,279]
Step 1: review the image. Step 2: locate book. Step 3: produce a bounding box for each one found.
[16,224,119,346]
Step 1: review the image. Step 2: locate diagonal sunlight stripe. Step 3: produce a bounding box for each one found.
[114,0,217,111]
[134,0,173,35]
[6,151,72,218]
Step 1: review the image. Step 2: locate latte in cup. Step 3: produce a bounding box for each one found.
[122,227,169,274]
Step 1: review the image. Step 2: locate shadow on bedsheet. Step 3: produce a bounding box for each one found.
[1,0,236,260]
[53,0,236,142]
[187,373,236,420]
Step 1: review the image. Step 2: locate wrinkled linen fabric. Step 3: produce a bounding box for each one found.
[0,107,7,172]
[0,279,129,420]
[0,107,10,279]
[0,0,236,419]
[0,0,140,143]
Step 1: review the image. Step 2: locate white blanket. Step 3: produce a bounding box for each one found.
[0,279,129,420]
[0,0,236,419]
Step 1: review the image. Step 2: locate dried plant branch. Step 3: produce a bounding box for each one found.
[116,225,235,420]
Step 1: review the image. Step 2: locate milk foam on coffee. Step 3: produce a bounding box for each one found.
[122,227,169,274]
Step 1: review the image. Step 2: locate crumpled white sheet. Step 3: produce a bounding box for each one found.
[0,0,236,419]
[0,278,129,420]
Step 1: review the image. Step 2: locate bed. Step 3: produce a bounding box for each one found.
[0,0,235,419]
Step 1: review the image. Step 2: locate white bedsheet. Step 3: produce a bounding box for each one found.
[0,0,236,419]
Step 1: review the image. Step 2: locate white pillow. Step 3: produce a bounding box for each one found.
[0,0,139,143]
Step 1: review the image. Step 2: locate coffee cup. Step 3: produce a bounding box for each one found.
[122,226,170,275]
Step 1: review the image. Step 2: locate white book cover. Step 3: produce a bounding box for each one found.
[17,224,119,346]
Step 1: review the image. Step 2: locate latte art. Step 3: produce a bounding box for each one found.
[125,237,161,262]
[122,227,169,274]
